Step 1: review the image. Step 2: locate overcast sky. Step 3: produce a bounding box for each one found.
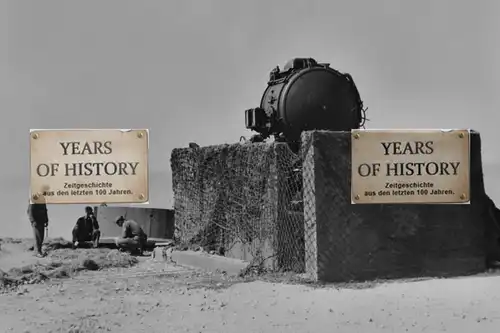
[1,0,499,237]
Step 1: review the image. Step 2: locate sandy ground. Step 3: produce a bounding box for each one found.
[2,244,500,333]
[0,241,50,271]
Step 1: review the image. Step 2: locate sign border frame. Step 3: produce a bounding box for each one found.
[350,128,471,205]
[29,128,150,205]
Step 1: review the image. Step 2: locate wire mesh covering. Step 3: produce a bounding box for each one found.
[171,142,305,273]
[171,130,493,282]
[301,130,487,282]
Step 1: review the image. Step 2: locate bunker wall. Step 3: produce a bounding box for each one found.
[171,142,304,271]
[302,130,488,282]
[95,206,175,240]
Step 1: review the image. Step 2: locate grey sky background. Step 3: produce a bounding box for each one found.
[1,0,499,238]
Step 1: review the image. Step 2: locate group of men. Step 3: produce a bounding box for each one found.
[27,203,148,257]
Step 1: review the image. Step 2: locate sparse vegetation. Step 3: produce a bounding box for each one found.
[0,238,138,291]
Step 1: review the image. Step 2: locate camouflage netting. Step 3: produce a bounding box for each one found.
[171,142,304,272]
[302,130,493,283]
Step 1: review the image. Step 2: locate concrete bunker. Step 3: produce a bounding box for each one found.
[171,130,500,282]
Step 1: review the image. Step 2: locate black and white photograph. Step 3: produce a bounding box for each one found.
[1,0,499,332]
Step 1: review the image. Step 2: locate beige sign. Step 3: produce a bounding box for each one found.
[351,129,470,204]
[30,129,149,204]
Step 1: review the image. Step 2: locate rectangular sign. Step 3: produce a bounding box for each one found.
[351,129,470,204]
[30,129,149,204]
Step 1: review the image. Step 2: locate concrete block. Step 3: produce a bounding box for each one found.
[170,250,249,276]
[171,142,304,272]
[302,130,489,283]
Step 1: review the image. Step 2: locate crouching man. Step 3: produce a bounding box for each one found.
[72,206,101,248]
[114,216,148,255]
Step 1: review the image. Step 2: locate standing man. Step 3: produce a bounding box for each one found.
[72,206,101,248]
[27,201,48,257]
[114,216,148,255]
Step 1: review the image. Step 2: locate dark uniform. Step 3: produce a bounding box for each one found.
[72,213,101,247]
[27,203,48,256]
